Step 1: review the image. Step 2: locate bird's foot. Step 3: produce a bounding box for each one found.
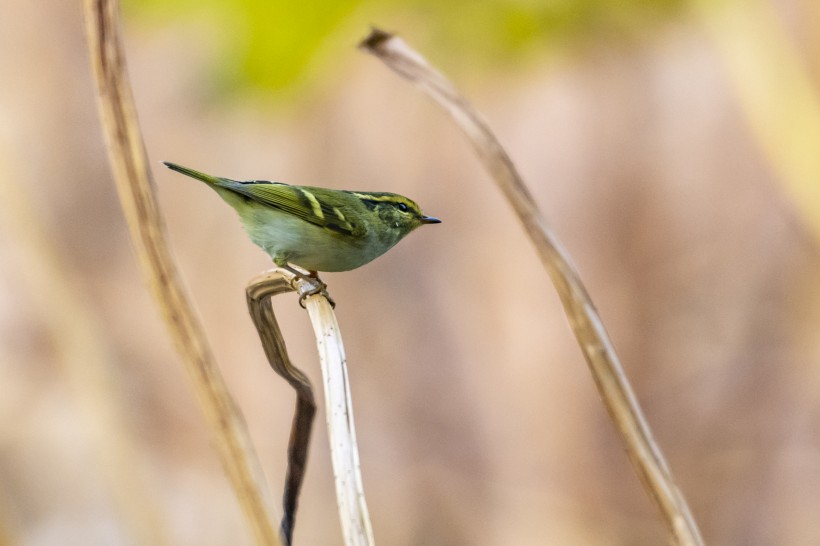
[280,266,335,309]
[296,277,335,309]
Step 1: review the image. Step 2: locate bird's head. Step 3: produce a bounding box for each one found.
[352,192,441,240]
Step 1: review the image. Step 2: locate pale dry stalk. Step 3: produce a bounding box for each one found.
[82,1,280,543]
[246,270,374,546]
[361,28,704,546]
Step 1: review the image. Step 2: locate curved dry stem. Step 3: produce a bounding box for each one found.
[246,270,316,546]
[82,1,279,544]
[360,28,703,545]
[247,270,374,546]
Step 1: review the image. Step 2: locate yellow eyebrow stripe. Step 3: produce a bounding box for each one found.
[300,188,324,219]
[351,192,401,203]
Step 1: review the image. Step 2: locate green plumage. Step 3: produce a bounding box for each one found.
[163,162,440,274]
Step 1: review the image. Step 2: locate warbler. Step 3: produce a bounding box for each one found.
[163,162,440,285]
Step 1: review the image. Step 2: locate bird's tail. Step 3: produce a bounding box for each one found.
[163,162,227,186]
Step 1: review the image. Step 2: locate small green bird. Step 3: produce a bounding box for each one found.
[164,162,440,285]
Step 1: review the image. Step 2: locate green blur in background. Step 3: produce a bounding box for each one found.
[125,0,686,97]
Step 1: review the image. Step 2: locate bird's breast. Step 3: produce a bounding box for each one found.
[239,205,385,272]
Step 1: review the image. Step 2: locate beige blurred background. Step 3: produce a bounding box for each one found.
[2,0,820,544]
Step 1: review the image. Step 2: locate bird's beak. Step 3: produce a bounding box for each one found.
[421,216,442,224]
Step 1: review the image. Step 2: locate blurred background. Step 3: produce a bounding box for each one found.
[2,0,820,544]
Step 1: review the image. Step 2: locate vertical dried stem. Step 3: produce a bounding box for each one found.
[304,297,374,546]
[247,271,374,546]
[82,1,279,544]
[360,28,703,545]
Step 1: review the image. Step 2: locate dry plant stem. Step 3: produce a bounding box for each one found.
[361,29,704,546]
[247,270,375,546]
[246,270,317,546]
[304,295,375,546]
[82,1,279,544]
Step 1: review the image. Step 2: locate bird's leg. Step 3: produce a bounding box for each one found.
[279,264,320,286]
[279,264,335,308]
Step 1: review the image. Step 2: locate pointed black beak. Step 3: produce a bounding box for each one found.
[421,216,442,224]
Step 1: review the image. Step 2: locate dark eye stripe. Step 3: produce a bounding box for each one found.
[352,192,419,215]
[358,199,380,211]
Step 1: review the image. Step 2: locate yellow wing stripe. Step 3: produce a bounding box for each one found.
[300,189,324,219]
[212,179,364,237]
[331,207,346,222]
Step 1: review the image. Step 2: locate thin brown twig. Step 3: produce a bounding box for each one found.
[360,28,704,545]
[82,1,280,544]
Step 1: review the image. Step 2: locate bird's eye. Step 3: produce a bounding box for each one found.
[397,203,409,212]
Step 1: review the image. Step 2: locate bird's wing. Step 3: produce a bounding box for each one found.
[219,180,362,237]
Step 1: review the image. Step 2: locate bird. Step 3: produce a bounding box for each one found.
[163,162,440,302]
